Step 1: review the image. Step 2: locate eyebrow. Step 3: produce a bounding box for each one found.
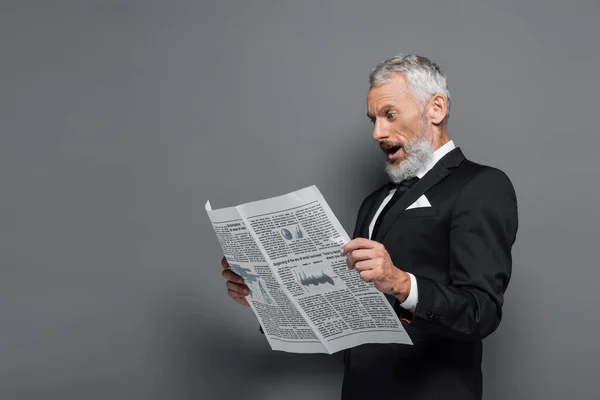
[366,105,396,120]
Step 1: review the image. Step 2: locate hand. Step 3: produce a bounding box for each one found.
[341,238,411,301]
[221,256,250,307]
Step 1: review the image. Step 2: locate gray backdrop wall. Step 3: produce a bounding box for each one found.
[2,1,599,399]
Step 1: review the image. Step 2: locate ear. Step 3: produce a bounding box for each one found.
[426,94,448,125]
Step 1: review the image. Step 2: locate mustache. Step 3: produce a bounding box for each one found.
[379,141,405,151]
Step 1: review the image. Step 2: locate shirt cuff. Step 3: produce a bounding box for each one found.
[399,273,418,313]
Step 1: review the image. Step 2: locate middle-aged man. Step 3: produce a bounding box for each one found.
[221,54,519,400]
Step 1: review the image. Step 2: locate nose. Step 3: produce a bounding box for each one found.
[372,119,389,142]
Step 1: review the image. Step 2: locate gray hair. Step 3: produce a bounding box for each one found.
[369,54,450,120]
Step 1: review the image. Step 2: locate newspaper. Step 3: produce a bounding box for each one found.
[205,185,412,354]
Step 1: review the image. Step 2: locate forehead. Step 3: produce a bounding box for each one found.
[366,73,415,108]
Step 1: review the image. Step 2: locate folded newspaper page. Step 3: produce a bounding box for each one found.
[205,185,412,354]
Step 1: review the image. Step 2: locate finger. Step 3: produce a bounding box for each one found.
[226,280,250,295]
[222,269,245,284]
[232,294,250,307]
[233,295,250,308]
[359,270,375,282]
[221,256,229,270]
[341,238,380,255]
[347,249,374,270]
[347,254,356,270]
[228,289,250,304]
[346,250,372,269]
[348,249,375,262]
[354,259,378,272]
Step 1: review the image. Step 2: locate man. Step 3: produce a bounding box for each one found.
[221,54,518,399]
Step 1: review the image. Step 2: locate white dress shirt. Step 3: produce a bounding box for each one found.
[368,140,456,312]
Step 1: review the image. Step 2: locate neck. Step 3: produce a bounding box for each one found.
[430,123,450,151]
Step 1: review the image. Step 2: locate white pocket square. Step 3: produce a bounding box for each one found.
[406,194,432,210]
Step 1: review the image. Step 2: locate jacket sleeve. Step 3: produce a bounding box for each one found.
[410,167,518,340]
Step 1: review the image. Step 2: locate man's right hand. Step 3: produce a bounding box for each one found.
[221,256,250,307]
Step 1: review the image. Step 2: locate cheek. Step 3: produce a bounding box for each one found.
[394,119,420,139]
[390,122,411,139]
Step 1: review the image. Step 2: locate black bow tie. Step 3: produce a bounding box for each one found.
[390,176,420,192]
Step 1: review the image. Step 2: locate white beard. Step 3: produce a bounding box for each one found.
[385,132,434,183]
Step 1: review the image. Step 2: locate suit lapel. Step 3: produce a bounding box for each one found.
[372,148,466,242]
[355,184,393,239]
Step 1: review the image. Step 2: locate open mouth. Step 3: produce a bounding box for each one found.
[382,144,403,159]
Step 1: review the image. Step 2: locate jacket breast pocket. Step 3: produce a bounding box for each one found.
[399,207,437,219]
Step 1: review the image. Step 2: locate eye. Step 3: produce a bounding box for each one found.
[387,112,397,120]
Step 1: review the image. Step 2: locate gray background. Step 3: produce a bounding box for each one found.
[1,0,599,399]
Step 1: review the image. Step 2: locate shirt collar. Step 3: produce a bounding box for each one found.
[416,140,456,179]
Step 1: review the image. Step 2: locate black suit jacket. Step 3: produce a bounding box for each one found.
[341,148,518,400]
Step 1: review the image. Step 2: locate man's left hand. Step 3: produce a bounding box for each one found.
[341,238,411,301]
